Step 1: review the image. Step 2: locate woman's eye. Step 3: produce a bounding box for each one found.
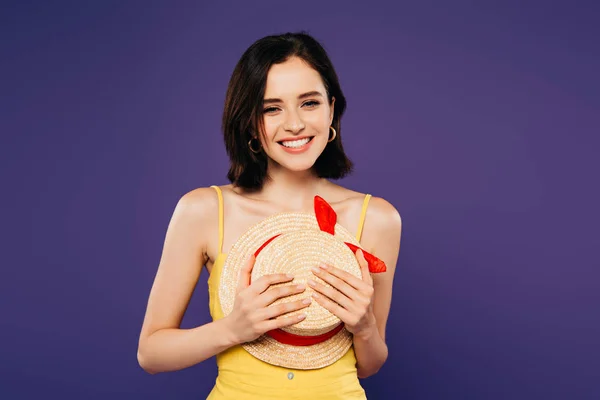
[263,101,319,114]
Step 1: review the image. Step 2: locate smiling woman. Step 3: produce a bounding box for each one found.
[137,31,402,400]
[263,77,327,160]
[264,93,320,149]
[221,33,353,189]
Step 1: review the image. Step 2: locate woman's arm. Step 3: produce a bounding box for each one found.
[137,188,312,374]
[137,188,233,374]
[353,197,401,378]
[309,196,401,378]
[138,321,238,374]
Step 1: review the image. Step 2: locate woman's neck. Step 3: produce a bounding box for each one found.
[258,165,329,211]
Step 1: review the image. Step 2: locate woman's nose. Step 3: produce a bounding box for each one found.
[283,112,305,132]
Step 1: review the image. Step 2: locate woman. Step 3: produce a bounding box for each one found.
[137,32,402,399]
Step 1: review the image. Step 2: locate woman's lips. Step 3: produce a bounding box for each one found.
[279,137,314,154]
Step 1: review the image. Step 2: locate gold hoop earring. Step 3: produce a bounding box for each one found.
[248,137,261,154]
[328,126,337,143]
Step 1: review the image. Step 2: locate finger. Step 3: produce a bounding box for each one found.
[307,279,354,310]
[236,254,255,294]
[259,312,307,332]
[256,282,306,307]
[250,273,295,295]
[356,249,373,285]
[260,297,312,320]
[311,290,353,323]
[311,265,357,299]
[313,264,368,294]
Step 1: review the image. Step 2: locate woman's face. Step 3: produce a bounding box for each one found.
[258,56,335,173]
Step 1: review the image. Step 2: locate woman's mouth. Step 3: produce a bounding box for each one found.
[278,137,314,153]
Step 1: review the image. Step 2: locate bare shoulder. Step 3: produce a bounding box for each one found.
[174,187,219,222]
[176,186,219,215]
[329,183,402,229]
[358,194,402,269]
[326,182,401,249]
[168,186,221,259]
[365,196,402,234]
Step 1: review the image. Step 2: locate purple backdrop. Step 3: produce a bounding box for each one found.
[2,1,599,399]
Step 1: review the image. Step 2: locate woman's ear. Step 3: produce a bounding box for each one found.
[329,96,336,124]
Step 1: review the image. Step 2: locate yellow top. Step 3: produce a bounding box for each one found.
[206,186,372,399]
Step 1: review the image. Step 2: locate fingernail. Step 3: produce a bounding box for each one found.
[296,284,306,290]
[320,264,329,269]
[286,273,294,278]
[307,279,316,287]
[302,298,311,304]
[312,292,319,299]
[298,313,306,320]
[311,267,320,274]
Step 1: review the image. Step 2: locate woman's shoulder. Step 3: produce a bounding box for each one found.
[364,194,402,226]
[331,184,402,251]
[170,185,225,226]
[329,183,401,222]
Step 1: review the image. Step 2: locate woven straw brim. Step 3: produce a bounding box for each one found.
[219,211,362,369]
[243,324,353,370]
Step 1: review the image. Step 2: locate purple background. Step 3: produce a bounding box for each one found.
[2,1,599,399]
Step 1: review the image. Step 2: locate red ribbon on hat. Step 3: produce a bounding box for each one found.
[266,322,345,346]
[314,195,387,273]
[252,195,386,346]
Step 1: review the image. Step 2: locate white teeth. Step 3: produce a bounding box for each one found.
[281,137,311,148]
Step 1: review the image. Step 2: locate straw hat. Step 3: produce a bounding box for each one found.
[219,195,386,370]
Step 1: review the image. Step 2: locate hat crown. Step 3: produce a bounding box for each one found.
[251,226,362,336]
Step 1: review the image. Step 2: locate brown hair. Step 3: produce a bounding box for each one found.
[222,31,353,191]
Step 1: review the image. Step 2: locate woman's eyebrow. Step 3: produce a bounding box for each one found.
[263,91,324,105]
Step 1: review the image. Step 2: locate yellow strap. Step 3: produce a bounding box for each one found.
[356,194,371,241]
[210,185,224,253]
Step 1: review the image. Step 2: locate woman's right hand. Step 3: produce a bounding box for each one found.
[224,254,311,344]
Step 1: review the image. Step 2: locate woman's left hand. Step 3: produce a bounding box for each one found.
[308,249,377,339]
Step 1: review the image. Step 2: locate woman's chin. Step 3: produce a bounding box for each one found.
[272,158,317,173]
